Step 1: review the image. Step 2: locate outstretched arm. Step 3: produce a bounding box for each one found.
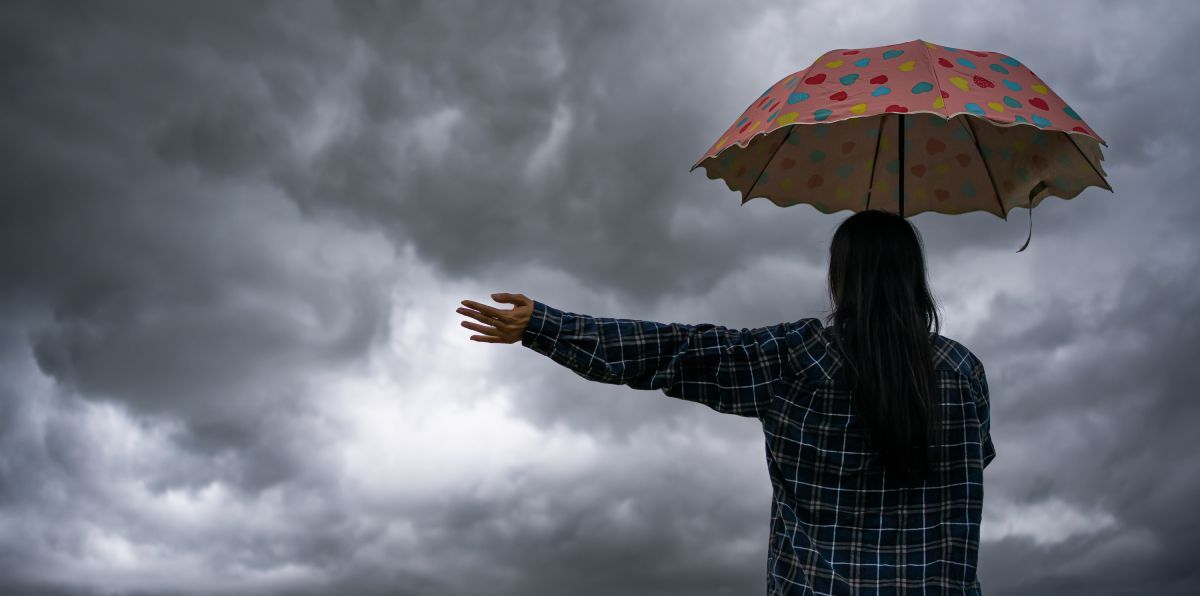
[459,295,796,419]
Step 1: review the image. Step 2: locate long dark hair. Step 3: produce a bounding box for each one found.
[825,210,943,485]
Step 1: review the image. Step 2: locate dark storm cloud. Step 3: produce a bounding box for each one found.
[965,253,1200,594]
[1,0,393,460]
[268,0,1200,304]
[0,0,1198,595]
[271,0,841,306]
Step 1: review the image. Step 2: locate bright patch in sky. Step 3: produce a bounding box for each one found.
[982,497,1118,545]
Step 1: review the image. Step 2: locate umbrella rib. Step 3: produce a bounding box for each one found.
[962,116,1008,220]
[899,112,905,217]
[917,42,948,120]
[1065,133,1114,192]
[742,126,794,204]
[864,114,886,211]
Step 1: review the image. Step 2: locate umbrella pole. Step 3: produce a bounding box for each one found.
[898,113,905,218]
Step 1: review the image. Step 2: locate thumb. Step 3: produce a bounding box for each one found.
[493,292,531,307]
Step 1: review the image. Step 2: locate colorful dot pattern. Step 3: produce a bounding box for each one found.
[699,112,1108,217]
[691,39,1110,217]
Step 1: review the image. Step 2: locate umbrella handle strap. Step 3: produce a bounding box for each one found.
[1016,181,1047,253]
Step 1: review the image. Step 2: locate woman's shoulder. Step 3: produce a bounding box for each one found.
[779,320,984,381]
[929,333,985,378]
[777,318,840,379]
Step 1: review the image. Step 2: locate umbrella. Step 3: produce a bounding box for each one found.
[690,39,1112,251]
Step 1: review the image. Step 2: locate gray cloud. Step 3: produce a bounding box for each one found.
[0,0,1198,594]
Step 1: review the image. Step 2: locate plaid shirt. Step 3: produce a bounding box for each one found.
[521,300,996,595]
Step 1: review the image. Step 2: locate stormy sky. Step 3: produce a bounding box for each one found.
[1,0,1197,594]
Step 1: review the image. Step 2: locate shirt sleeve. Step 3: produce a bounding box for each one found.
[520,300,793,418]
[971,358,997,469]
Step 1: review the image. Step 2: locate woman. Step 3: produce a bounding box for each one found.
[456,209,995,595]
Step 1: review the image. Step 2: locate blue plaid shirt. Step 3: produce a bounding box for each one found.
[521,300,996,595]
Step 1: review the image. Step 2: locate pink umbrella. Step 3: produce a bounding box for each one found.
[691,39,1112,251]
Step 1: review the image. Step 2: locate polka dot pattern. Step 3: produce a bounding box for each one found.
[692,39,1109,218]
[696,112,1109,219]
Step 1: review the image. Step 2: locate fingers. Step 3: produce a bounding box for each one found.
[461,320,502,337]
[457,306,502,326]
[458,295,531,345]
[460,299,504,318]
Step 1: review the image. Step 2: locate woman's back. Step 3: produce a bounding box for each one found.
[495,209,996,594]
[762,320,995,594]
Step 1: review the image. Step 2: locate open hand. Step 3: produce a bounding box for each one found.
[457,293,533,344]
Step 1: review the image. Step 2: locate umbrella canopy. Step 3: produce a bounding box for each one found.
[690,39,1112,250]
